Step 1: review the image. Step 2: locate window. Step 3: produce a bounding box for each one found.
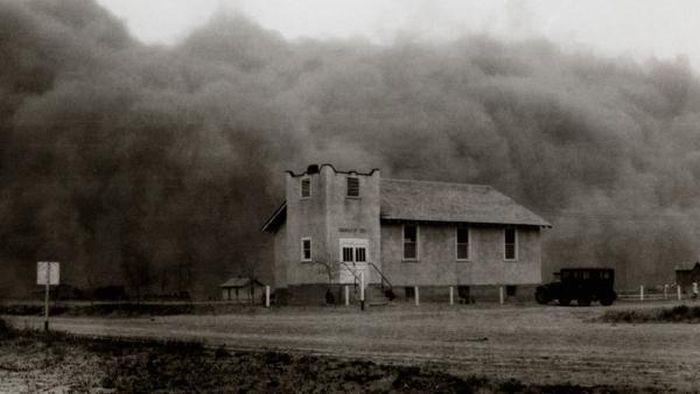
[506,285,517,297]
[504,228,517,260]
[404,286,415,299]
[340,239,369,264]
[403,224,418,260]
[456,226,470,260]
[355,247,366,262]
[342,246,367,262]
[301,177,311,198]
[346,177,359,197]
[301,238,312,261]
[457,286,470,301]
[342,247,353,262]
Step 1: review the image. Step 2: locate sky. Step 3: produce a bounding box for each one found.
[96,0,700,71]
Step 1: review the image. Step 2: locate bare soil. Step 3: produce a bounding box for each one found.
[0,330,618,393]
[4,301,699,392]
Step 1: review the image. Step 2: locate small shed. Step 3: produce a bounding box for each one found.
[675,262,700,292]
[220,277,265,302]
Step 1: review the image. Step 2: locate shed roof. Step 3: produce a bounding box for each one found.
[220,277,264,288]
[380,178,550,227]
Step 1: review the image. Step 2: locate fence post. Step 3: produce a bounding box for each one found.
[664,284,668,300]
[499,286,504,305]
[265,286,270,308]
[449,286,454,305]
[344,285,350,306]
[640,285,644,301]
[678,285,682,301]
[414,286,420,306]
[360,272,365,311]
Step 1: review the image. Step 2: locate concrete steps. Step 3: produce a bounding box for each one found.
[367,285,395,306]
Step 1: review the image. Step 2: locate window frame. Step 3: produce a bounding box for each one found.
[341,246,354,263]
[339,238,369,264]
[355,247,367,262]
[346,176,360,198]
[503,227,518,261]
[301,237,312,262]
[402,224,419,261]
[455,225,471,261]
[300,176,311,199]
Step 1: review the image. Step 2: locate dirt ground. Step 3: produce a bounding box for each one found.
[4,300,700,392]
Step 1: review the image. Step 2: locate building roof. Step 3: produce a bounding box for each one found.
[220,277,264,288]
[380,178,551,227]
[261,177,551,232]
[261,201,286,233]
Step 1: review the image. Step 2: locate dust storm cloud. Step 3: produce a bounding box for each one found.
[1,0,700,297]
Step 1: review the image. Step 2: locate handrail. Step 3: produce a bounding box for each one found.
[367,262,393,291]
[337,261,361,285]
[337,261,393,292]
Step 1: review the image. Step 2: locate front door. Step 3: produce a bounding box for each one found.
[339,238,369,284]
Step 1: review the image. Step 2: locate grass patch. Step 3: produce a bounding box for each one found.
[600,304,700,323]
[0,320,630,393]
[0,302,263,317]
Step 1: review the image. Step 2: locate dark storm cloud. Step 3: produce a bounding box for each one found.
[2,0,700,297]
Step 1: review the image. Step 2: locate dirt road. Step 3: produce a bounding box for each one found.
[6,302,700,391]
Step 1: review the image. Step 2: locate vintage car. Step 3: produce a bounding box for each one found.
[535,268,617,306]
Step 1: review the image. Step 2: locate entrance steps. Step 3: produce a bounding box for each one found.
[367,285,396,307]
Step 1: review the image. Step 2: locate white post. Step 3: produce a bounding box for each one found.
[678,285,682,301]
[664,284,668,300]
[499,286,504,305]
[640,285,644,301]
[265,286,270,308]
[344,285,350,306]
[44,265,50,332]
[449,286,454,305]
[414,286,419,306]
[360,272,365,311]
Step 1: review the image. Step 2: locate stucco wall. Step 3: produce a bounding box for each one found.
[323,168,381,284]
[284,170,328,285]
[281,166,381,286]
[381,223,542,286]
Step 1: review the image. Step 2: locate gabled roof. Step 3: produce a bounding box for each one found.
[220,277,264,288]
[380,178,550,227]
[261,177,551,232]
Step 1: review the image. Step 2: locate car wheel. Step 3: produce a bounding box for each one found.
[535,291,549,305]
[558,297,571,306]
[600,295,614,306]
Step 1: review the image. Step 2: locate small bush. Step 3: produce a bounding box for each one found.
[601,304,700,323]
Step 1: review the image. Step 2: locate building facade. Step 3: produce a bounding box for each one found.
[262,164,550,304]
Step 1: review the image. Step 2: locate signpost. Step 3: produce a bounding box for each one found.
[37,262,59,331]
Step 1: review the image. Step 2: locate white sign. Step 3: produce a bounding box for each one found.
[37,262,60,285]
